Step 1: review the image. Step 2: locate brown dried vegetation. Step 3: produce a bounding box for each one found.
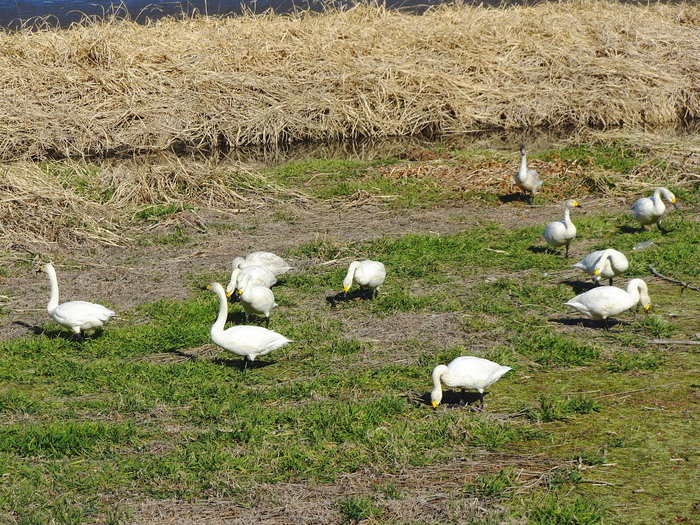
[0,0,699,159]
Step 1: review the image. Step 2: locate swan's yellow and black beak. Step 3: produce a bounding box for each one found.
[226,291,232,298]
[593,269,600,276]
[431,400,439,408]
[343,286,350,293]
[643,304,651,313]
[236,288,244,296]
[205,284,212,290]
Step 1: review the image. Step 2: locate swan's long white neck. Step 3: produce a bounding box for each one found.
[519,150,528,175]
[651,188,666,213]
[212,285,228,334]
[343,262,360,290]
[432,365,448,393]
[44,266,60,314]
[562,206,574,229]
[625,279,649,306]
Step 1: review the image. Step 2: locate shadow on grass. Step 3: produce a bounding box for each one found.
[326,289,375,307]
[211,356,276,371]
[13,321,105,342]
[560,279,597,294]
[550,316,625,330]
[414,390,489,408]
[498,192,531,205]
[527,246,561,256]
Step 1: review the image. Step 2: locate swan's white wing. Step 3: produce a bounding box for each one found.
[52,300,116,329]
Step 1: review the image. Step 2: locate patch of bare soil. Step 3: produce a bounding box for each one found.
[0,197,629,341]
[129,451,557,525]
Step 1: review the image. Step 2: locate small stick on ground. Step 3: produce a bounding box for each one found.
[648,264,700,292]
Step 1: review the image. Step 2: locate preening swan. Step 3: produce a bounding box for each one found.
[38,263,116,339]
[513,146,542,204]
[631,187,677,231]
[572,249,629,286]
[542,199,581,258]
[225,265,276,295]
[235,273,277,325]
[232,252,293,276]
[343,259,386,298]
[565,278,651,329]
[206,282,290,363]
[431,356,511,409]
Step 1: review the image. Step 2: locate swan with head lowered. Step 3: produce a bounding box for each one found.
[565,278,651,330]
[206,282,290,365]
[573,248,629,286]
[631,187,677,232]
[38,263,116,339]
[232,252,293,276]
[343,259,386,298]
[431,356,511,409]
[542,199,581,258]
[513,146,543,204]
[225,265,276,296]
[235,274,277,325]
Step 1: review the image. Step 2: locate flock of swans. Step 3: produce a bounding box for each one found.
[34,148,679,409]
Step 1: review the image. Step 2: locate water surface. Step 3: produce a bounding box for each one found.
[0,0,457,29]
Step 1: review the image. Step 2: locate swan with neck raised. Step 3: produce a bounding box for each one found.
[235,273,277,324]
[431,356,511,409]
[631,187,677,231]
[573,248,629,286]
[225,265,276,295]
[513,146,542,204]
[565,278,651,329]
[542,199,581,258]
[206,282,290,363]
[232,252,293,276]
[343,259,386,298]
[38,263,116,338]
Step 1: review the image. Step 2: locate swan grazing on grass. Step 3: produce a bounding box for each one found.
[343,259,386,298]
[631,187,677,231]
[206,282,290,364]
[431,356,511,409]
[573,248,629,286]
[542,199,581,258]
[38,263,116,339]
[232,252,293,276]
[513,146,542,204]
[565,278,651,329]
[225,265,276,295]
[235,274,277,325]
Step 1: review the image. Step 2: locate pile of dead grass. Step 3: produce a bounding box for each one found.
[0,0,699,159]
[0,157,304,254]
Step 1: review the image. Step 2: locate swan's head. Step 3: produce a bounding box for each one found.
[565,199,581,209]
[430,390,442,408]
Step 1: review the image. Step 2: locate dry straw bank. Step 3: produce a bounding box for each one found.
[0,0,699,159]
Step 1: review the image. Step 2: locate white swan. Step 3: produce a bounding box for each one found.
[206,282,291,363]
[513,146,542,204]
[631,187,677,231]
[232,252,293,276]
[565,278,651,329]
[38,263,116,339]
[235,273,277,324]
[225,265,276,295]
[431,356,511,408]
[572,248,629,286]
[542,199,581,258]
[343,259,386,298]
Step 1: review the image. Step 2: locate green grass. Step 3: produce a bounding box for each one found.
[1,143,699,524]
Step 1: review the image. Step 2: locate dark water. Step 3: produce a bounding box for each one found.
[0,0,461,29]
